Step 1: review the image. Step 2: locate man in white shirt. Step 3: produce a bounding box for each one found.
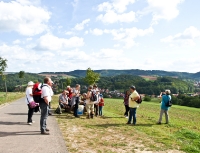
[40,77,52,135]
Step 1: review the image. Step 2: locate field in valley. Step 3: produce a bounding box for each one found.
[52,96,200,153]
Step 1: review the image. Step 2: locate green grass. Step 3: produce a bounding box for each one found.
[51,96,200,153]
[0,92,24,105]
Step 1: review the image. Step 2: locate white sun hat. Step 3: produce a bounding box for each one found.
[28,81,34,86]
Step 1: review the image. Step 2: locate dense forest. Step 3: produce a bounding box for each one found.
[68,75,194,95]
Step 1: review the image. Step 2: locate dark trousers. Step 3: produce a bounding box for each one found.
[40,102,49,132]
[94,104,99,116]
[128,108,137,125]
[73,97,79,117]
[27,104,34,123]
[124,105,129,116]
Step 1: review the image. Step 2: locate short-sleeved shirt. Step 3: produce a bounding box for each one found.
[59,94,68,103]
[41,84,52,103]
[129,90,139,108]
[25,87,34,104]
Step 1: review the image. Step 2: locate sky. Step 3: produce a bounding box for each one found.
[0,0,200,73]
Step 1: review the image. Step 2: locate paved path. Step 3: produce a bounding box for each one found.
[0,98,67,153]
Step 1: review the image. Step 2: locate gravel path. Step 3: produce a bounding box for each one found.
[0,98,67,153]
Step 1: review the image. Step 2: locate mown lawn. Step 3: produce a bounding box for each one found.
[51,96,200,153]
[0,92,24,105]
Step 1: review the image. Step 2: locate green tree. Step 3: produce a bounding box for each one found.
[66,77,71,86]
[0,57,8,96]
[84,68,100,85]
[18,71,25,92]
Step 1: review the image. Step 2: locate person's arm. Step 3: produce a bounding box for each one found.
[86,91,90,99]
[43,96,49,105]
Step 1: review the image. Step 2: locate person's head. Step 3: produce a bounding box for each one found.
[67,86,71,90]
[75,84,80,90]
[100,94,103,98]
[88,85,93,91]
[44,77,52,86]
[129,85,136,93]
[125,90,130,95]
[62,90,68,95]
[82,93,87,98]
[27,81,34,88]
[93,84,97,89]
[165,89,171,95]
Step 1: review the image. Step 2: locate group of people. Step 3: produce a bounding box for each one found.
[25,77,171,135]
[25,79,105,135]
[123,86,172,125]
[58,84,105,119]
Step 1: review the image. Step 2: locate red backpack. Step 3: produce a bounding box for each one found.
[33,83,46,96]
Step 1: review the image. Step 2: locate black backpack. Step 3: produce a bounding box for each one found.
[90,91,97,102]
[165,95,172,107]
[136,95,142,104]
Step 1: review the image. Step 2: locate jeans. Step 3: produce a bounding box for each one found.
[124,105,129,116]
[27,104,34,123]
[94,104,99,116]
[128,107,137,125]
[99,106,103,116]
[40,102,49,132]
[73,97,79,117]
[158,109,169,123]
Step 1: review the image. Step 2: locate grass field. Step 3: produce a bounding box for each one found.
[0,92,24,105]
[51,96,200,153]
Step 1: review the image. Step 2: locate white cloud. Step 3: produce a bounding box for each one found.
[13,39,21,44]
[97,0,135,13]
[65,31,74,35]
[141,0,184,25]
[102,27,154,48]
[96,0,136,24]
[74,19,90,31]
[0,1,50,36]
[90,28,103,36]
[97,10,136,24]
[161,26,200,46]
[36,33,84,50]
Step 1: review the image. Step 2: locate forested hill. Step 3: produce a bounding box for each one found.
[40,69,200,79]
[69,75,194,95]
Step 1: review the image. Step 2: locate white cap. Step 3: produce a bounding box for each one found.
[28,81,34,86]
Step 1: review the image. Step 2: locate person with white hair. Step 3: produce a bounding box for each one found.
[25,81,35,125]
[157,89,171,124]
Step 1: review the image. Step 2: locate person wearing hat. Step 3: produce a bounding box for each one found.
[25,81,35,125]
[127,86,140,125]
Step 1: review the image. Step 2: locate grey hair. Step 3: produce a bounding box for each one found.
[165,89,171,95]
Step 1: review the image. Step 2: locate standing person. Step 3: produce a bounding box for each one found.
[72,84,81,118]
[67,86,72,108]
[40,77,52,135]
[98,94,104,116]
[123,90,130,118]
[85,85,95,119]
[25,81,35,125]
[93,84,99,117]
[157,90,171,124]
[48,80,54,115]
[127,86,140,125]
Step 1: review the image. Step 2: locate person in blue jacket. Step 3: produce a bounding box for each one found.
[157,90,171,124]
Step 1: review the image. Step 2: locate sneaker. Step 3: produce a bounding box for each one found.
[41,131,50,135]
[28,122,32,125]
[125,116,128,118]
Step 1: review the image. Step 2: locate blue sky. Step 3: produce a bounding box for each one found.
[0,0,200,73]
